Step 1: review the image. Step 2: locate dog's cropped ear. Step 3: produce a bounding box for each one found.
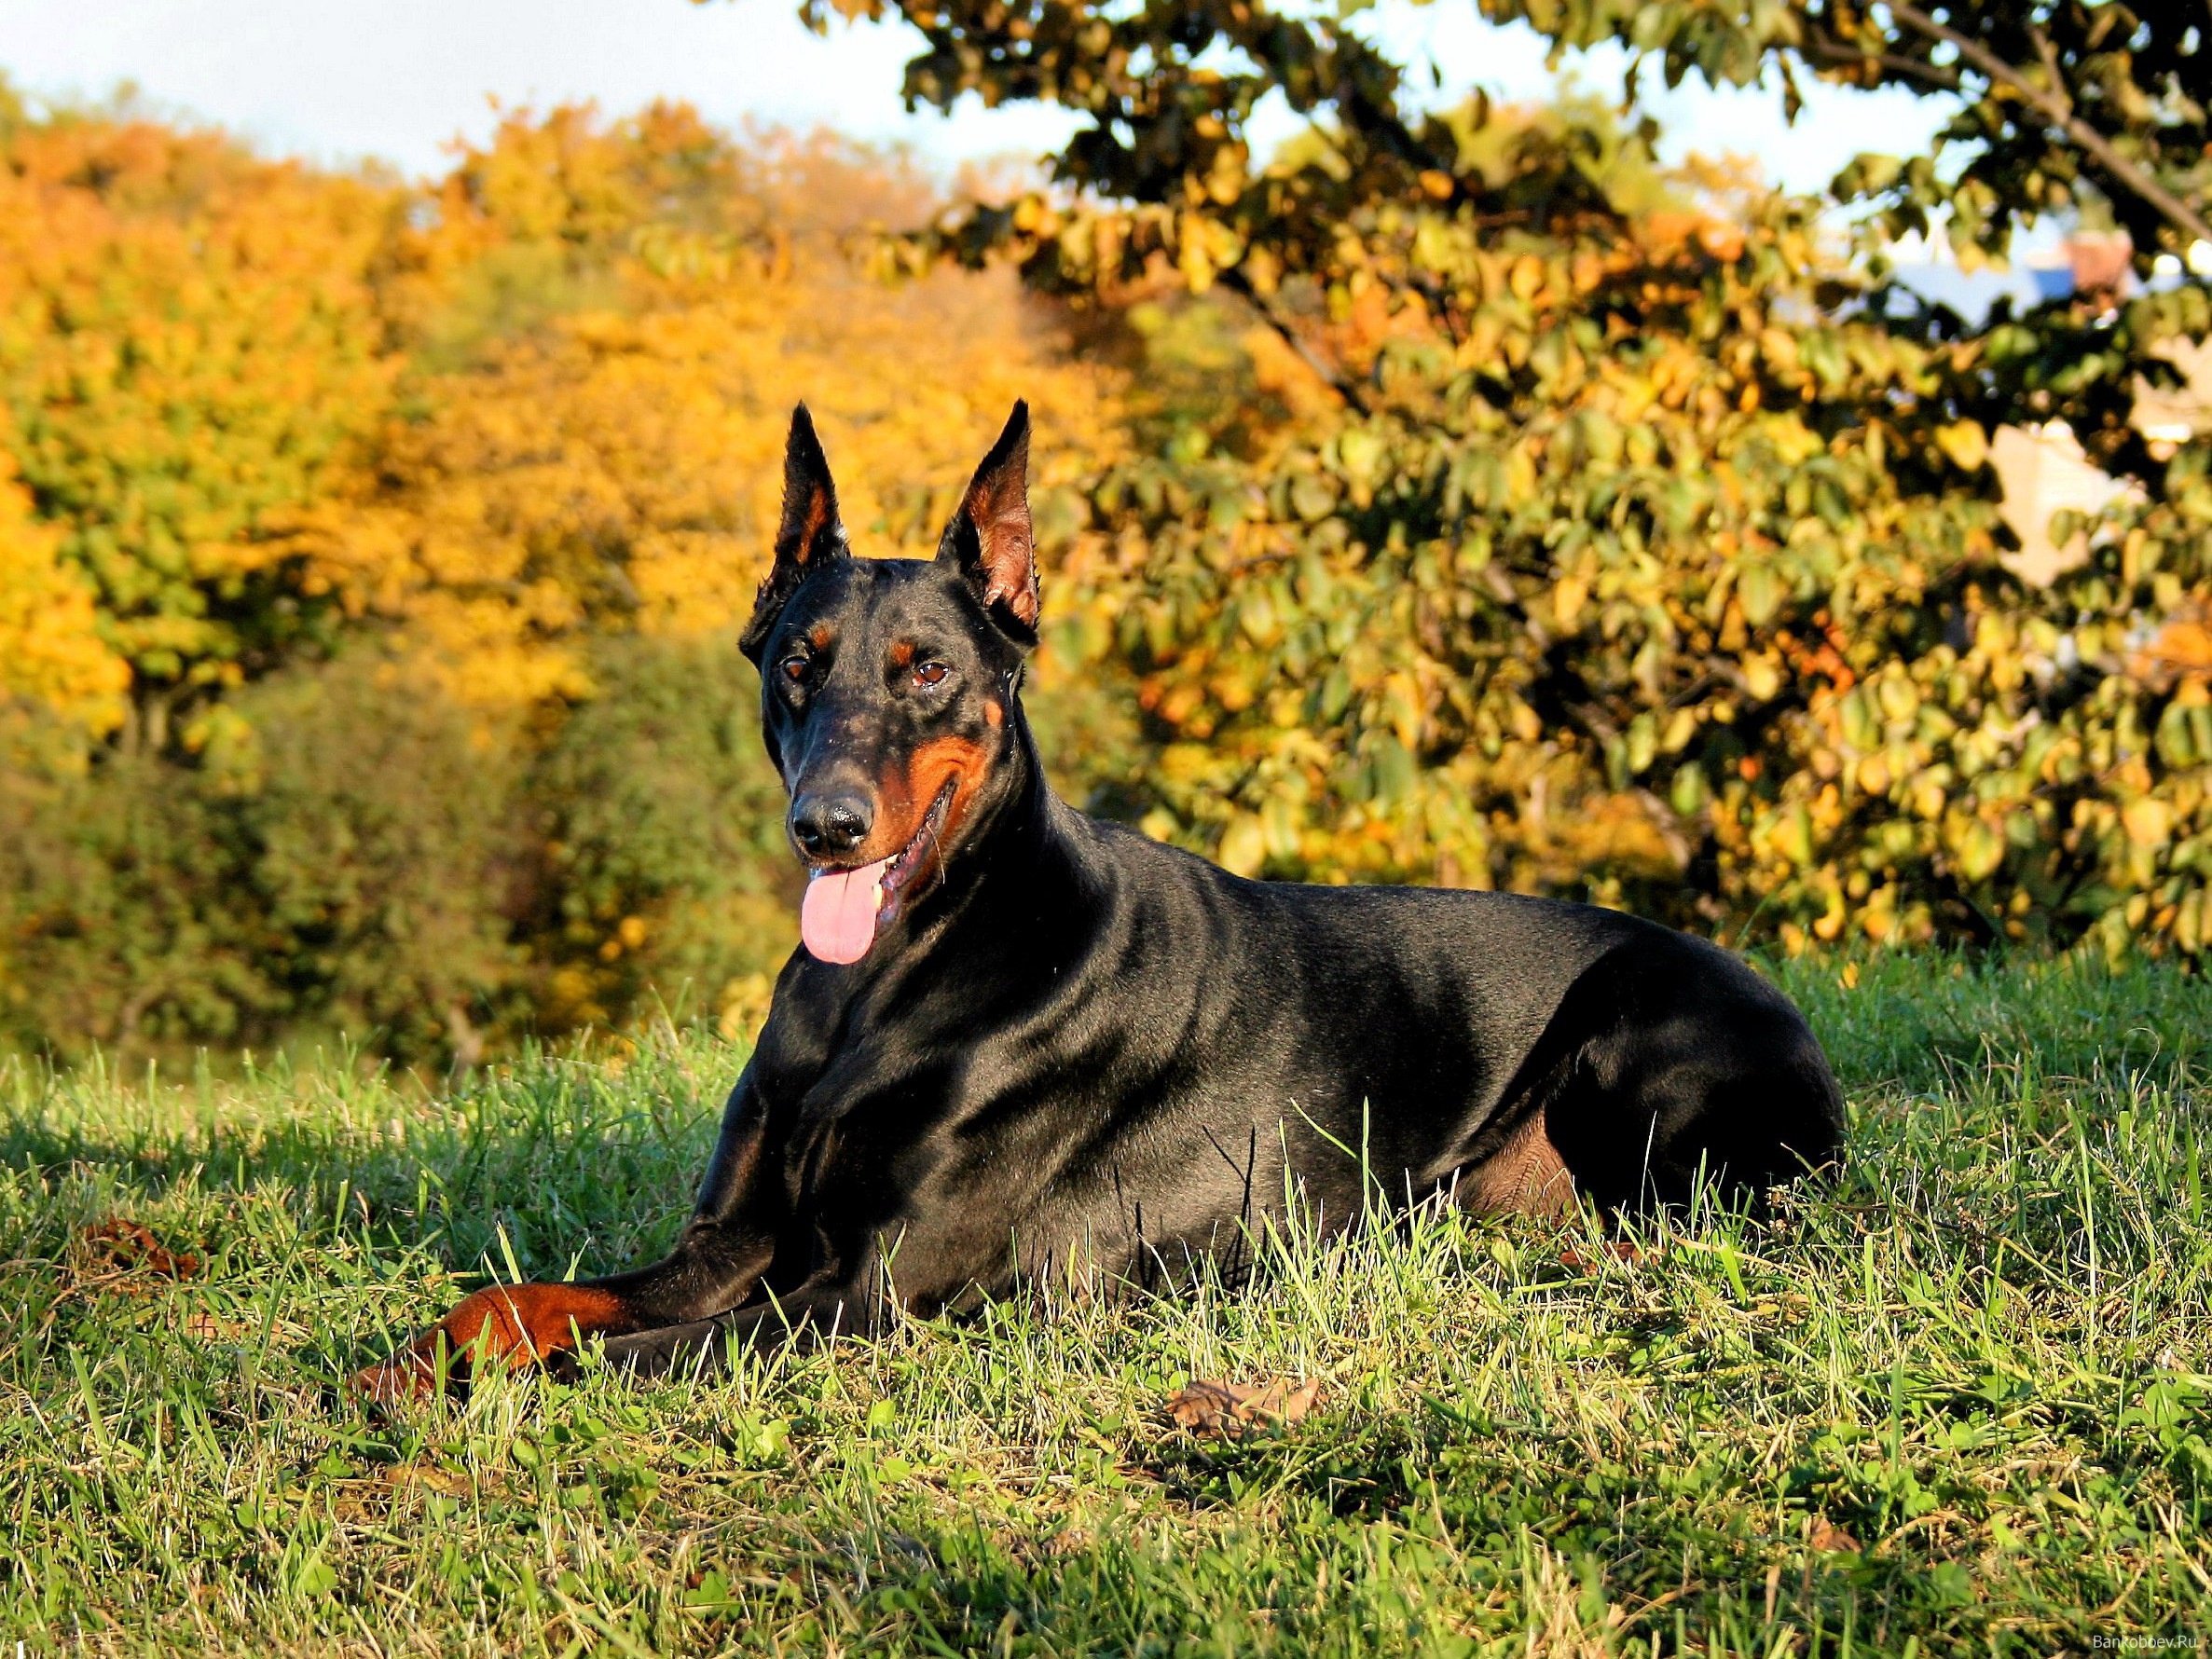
[741,404,849,663]
[938,400,1038,644]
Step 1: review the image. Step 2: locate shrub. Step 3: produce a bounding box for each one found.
[0,653,519,1063]
[512,632,795,1037]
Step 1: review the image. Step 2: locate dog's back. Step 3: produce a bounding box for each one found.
[867,799,1843,1297]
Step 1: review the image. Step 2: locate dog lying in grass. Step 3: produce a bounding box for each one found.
[355,403,1842,1400]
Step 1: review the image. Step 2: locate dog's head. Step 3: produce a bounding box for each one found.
[740,402,1038,966]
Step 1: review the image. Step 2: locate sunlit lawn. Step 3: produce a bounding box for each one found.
[1,953,2206,1655]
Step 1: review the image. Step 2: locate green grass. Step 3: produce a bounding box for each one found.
[1,953,2207,1655]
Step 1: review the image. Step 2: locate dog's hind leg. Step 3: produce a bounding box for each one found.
[1456,1107,1579,1220]
[1540,937,1845,1213]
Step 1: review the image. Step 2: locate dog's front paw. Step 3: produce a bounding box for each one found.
[349,1346,446,1406]
[349,1282,633,1404]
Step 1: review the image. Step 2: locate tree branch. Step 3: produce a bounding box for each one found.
[1887,1,2212,249]
[2026,21,2064,102]
[1798,32,1965,95]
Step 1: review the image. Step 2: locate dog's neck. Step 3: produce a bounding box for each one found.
[901,701,1088,948]
[954,701,1053,877]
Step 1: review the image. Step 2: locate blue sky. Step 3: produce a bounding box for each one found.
[2,0,1944,195]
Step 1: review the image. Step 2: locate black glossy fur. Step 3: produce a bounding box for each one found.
[364,402,1845,1392]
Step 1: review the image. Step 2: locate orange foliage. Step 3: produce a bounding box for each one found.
[0,98,1133,1060]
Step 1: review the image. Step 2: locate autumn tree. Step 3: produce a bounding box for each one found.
[0,90,399,750]
[1471,1,2212,494]
[1481,4,2209,269]
[277,107,1125,712]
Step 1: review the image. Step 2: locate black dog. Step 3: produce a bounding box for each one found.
[357,403,1843,1399]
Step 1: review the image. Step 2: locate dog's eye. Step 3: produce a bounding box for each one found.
[779,656,809,684]
[913,661,950,689]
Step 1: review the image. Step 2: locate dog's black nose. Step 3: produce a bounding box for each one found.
[790,792,874,858]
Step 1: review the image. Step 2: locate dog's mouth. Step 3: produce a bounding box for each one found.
[797,779,957,965]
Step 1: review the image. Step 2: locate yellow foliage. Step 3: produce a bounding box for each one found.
[0,99,1138,1060]
[0,436,130,748]
[0,108,396,699]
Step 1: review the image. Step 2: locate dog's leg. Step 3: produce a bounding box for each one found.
[593,1268,884,1384]
[1538,941,1846,1212]
[1458,1108,1579,1219]
[352,1066,784,1403]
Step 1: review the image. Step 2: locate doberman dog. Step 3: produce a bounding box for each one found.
[354,403,1843,1401]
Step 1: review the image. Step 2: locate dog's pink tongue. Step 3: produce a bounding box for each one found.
[801,858,890,964]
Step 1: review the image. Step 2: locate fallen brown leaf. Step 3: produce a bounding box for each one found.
[77,1219,202,1282]
[1808,1517,1862,1554]
[184,1311,249,1343]
[380,1462,471,1499]
[1042,1526,1095,1559]
[1166,1377,1321,1437]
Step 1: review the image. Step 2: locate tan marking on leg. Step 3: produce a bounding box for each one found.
[350,1282,635,1404]
[1460,1112,1578,1219]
